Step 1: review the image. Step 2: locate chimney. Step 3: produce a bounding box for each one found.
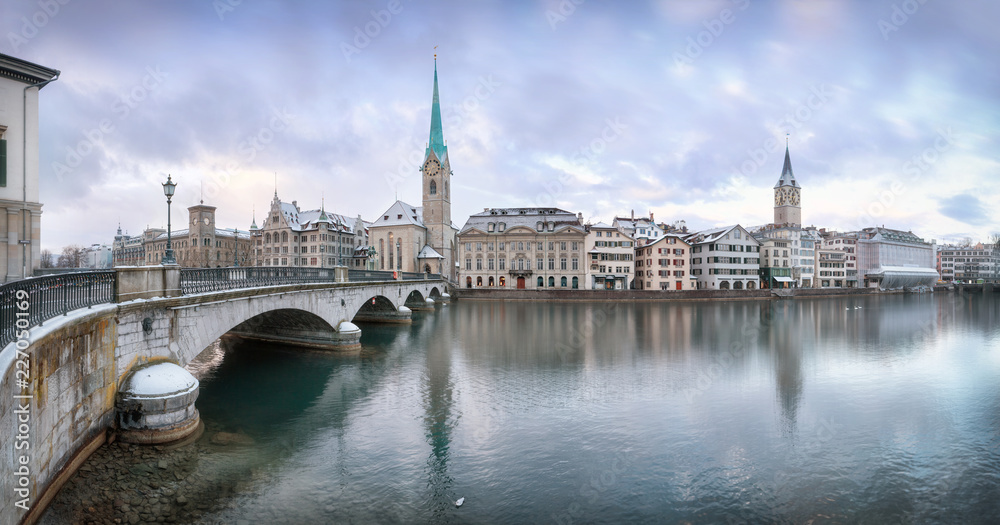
[631,209,634,219]
[578,212,583,222]
[649,211,654,221]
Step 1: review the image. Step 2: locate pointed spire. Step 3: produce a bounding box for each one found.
[250,206,258,230]
[775,137,798,188]
[425,56,447,162]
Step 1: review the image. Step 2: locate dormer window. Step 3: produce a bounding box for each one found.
[498,223,505,232]
[397,214,402,219]
[488,223,495,232]
[548,223,554,232]
[536,222,543,232]
[384,216,389,220]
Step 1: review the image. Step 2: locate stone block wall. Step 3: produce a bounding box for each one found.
[0,305,118,525]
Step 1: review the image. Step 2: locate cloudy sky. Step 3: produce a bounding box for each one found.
[2,0,997,252]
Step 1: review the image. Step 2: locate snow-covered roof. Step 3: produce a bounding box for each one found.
[417,245,445,259]
[684,224,759,245]
[371,200,424,228]
[459,207,584,235]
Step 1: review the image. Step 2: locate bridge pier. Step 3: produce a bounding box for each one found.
[116,362,202,445]
[227,320,363,353]
[353,305,413,324]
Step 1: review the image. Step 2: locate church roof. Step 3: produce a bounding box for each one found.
[371,200,424,228]
[417,244,445,259]
[774,145,799,188]
[425,58,448,163]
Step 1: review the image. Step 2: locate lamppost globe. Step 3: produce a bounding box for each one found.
[161,174,177,265]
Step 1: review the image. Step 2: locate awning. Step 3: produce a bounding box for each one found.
[866,266,939,289]
[774,276,794,282]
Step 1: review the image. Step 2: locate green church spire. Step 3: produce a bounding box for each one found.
[425,57,448,162]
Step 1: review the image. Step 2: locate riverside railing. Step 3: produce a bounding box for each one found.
[0,270,117,350]
[181,267,442,294]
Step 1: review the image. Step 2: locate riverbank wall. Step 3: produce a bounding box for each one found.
[454,287,889,301]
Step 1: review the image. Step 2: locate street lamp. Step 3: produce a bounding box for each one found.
[233,228,239,267]
[161,175,177,265]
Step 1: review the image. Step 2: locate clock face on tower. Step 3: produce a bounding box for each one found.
[203,217,211,225]
[775,192,782,206]
[424,159,440,176]
[791,192,799,205]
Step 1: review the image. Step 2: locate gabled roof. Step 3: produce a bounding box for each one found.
[417,244,445,259]
[459,207,585,235]
[684,224,760,246]
[371,200,424,228]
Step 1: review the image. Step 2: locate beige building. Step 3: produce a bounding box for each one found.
[141,203,253,267]
[585,222,634,289]
[252,193,367,269]
[758,238,794,288]
[457,208,587,289]
[634,233,695,291]
[816,248,847,287]
[0,54,59,282]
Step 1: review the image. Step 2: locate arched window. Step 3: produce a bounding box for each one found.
[499,276,506,287]
[281,232,288,242]
[476,276,483,287]
[388,233,394,270]
[747,281,756,290]
[488,276,495,287]
[572,277,579,289]
[537,276,544,288]
[429,180,437,195]
[720,281,730,290]
[396,239,402,270]
[561,276,567,287]
[466,276,472,288]
[733,281,743,290]
[379,239,384,269]
[548,276,555,287]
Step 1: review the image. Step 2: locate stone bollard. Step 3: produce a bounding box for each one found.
[116,362,201,445]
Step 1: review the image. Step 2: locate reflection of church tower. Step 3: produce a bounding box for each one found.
[421,57,456,279]
[773,142,802,227]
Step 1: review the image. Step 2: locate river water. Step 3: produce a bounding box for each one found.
[42,293,1000,524]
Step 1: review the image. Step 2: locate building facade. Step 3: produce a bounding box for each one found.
[820,230,859,287]
[634,233,695,291]
[457,208,587,290]
[939,243,998,283]
[0,53,59,282]
[613,212,664,246]
[112,226,145,266]
[141,203,253,267]
[856,227,937,288]
[815,248,847,288]
[585,222,634,290]
[253,193,366,269]
[686,225,761,290]
[759,238,794,288]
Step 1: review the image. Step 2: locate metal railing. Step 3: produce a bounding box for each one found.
[181,267,443,294]
[1,270,117,350]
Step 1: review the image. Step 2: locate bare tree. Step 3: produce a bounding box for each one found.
[991,233,1000,249]
[40,249,54,268]
[57,245,86,268]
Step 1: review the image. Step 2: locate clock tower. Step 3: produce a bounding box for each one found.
[421,57,455,278]
[773,143,801,227]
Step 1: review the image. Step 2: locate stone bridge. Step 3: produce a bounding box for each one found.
[0,266,449,525]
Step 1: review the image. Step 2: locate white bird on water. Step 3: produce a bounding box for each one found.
[455,497,465,507]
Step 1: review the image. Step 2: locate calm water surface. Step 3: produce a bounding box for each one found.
[111,294,1000,522]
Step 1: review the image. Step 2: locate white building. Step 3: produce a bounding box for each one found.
[585,222,635,290]
[938,243,998,283]
[84,244,113,269]
[856,227,937,288]
[686,225,761,290]
[613,212,664,247]
[0,53,59,282]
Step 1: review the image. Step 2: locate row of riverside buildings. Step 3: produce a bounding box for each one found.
[100,57,988,289]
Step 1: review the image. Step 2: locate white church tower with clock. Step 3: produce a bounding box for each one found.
[773,142,801,227]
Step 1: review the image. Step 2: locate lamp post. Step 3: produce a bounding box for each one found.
[233,228,240,267]
[161,175,177,265]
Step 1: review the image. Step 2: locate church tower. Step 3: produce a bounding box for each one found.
[773,142,801,227]
[421,57,454,277]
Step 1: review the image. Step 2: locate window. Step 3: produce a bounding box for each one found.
[476,258,483,270]
[466,259,472,270]
[548,276,555,287]
[537,258,544,270]
[561,276,567,287]
[499,242,505,251]
[536,222,543,232]
[572,258,578,270]
[430,180,437,195]
[548,258,555,270]
[488,258,495,270]
[572,277,578,289]
[499,223,505,232]
[537,276,544,287]
[487,222,494,232]
[560,258,567,270]
[476,242,482,251]
[0,135,6,187]
[499,258,506,270]
[560,242,566,251]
